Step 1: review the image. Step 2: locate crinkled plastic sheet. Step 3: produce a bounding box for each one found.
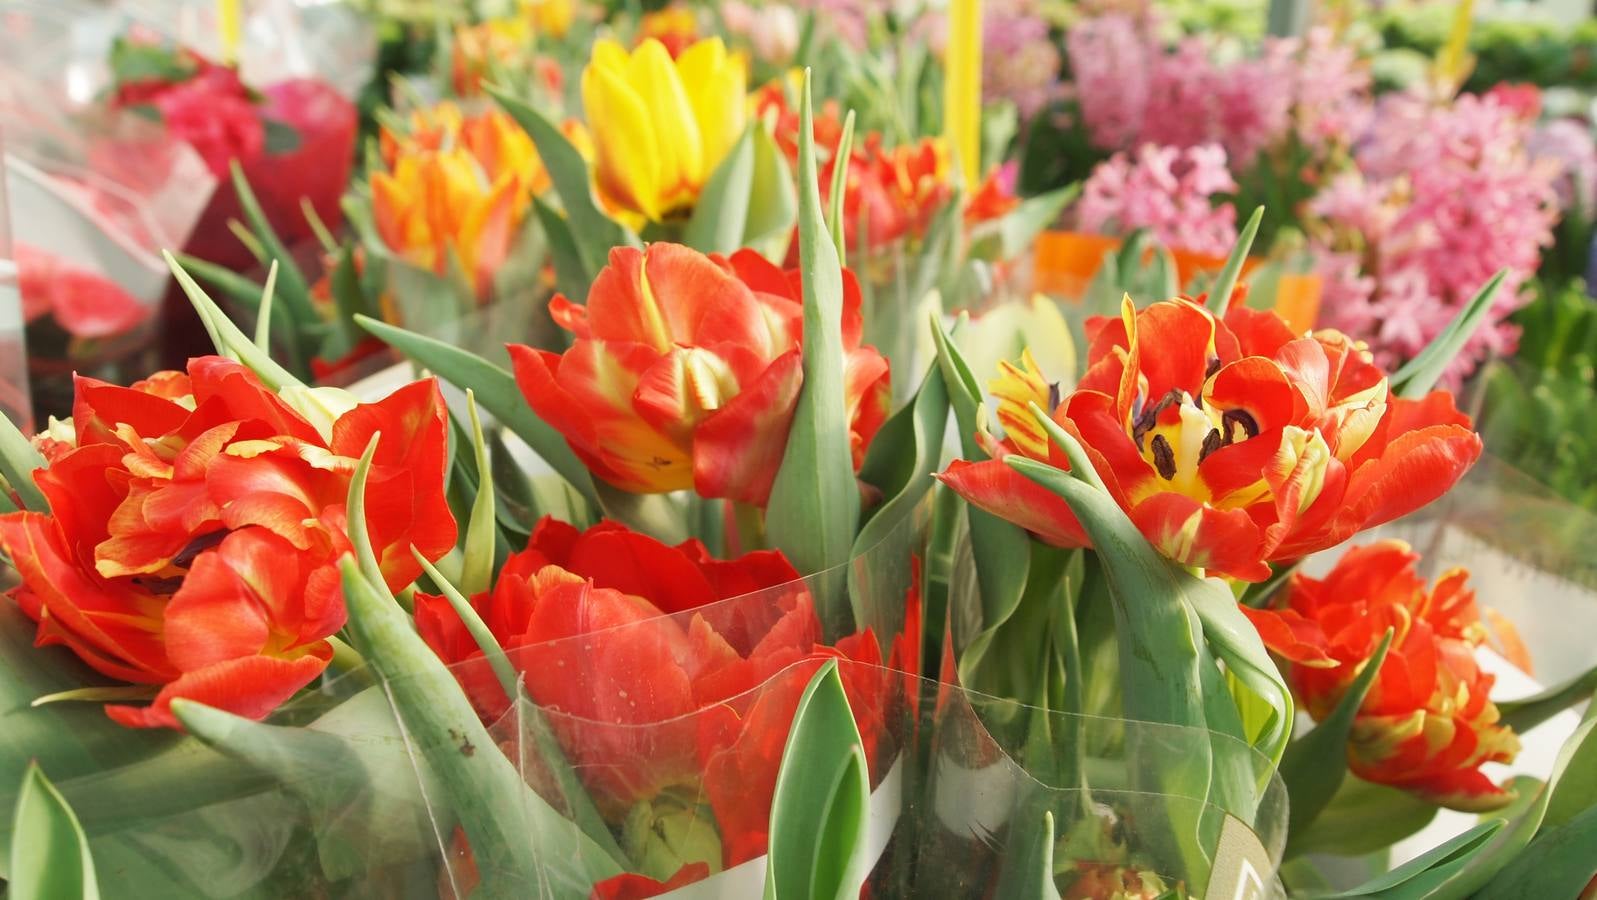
[1360,452,1597,686]
[7,495,1287,898]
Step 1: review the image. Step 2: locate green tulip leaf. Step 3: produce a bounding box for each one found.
[1287,777,1439,859]
[685,126,756,254]
[226,162,315,323]
[171,688,439,880]
[1206,206,1263,315]
[766,71,862,639]
[340,455,625,892]
[1498,662,1597,735]
[531,196,594,302]
[993,808,1062,900]
[745,122,799,259]
[1280,630,1394,841]
[354,314,599,510]
[825,111,856,264]
[166,252,305,394]
[1474,804,1597,900]
[930,316,1032,664]
[0,407,48,513]
[489,87,634,277]
[764,660,871,900]
[460,391,498,596]
[8,763,99,900]
[1392,270,1507,399]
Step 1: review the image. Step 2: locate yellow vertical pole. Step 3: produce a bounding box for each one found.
[943,0,982,186]
[218,0,242,66]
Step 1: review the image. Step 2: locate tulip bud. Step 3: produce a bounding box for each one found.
[622,789,725,882]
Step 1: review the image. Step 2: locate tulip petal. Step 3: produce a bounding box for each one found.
[1240,606,1337,667]
[104,652,330,730]
[692,349,803,506]
[936,458,1090,548]
[628,39,705,204]
[582,46,662,221]
[1128,491,1270,581]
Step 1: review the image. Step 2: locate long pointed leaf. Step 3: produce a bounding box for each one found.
[1206,207,1263,315]
[766,71,861,636]
[0,410,48,513]
[684,126,756,254]
[354,315,598,510]
[1392,270,1507,398]
[1280,630,1393,837]
[9,763,99,900]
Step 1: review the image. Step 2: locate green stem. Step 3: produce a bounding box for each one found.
[732,501,766,554]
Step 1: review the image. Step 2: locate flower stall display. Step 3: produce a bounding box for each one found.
[4,2,1597,899]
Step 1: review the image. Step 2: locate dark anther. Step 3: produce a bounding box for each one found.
[171,531,227,569]
[1047,382,1062,412]
[1150,434,1178,480]
[1198,428,1225,463]
[1222,408,1260,443]
[1205,357,1222,379]
[1132,389,1185,451]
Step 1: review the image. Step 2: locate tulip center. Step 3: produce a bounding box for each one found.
[1129,384,1263,504]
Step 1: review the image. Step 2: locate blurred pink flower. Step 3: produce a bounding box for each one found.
[1311,93,1559,383]
[1076,142,1238,256]
[1066,17,1368,166]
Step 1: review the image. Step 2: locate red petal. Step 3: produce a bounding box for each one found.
[588,863,711,900]
[105,651,330,729]
[565,525,719,615]
[1240,606,1337,666]
[1128,492,1270,581]
[692,349,803,506]
[935,458,1090,548]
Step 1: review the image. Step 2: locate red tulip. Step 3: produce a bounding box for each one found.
[508,244,890,506]
[938,297,1482,581]
[0,358,455,728]
[1243,540,1519,810]
[415,517,897,870]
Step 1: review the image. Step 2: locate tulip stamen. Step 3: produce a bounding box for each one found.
[1221,409,1260,444]
[1131,389,1184,451]
[1150,435,1178,480]
[1198,428,1225,463]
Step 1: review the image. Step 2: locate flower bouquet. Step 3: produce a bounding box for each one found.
[4,11,1597,900]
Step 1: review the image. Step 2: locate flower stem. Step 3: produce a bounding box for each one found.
[732,501,766,555]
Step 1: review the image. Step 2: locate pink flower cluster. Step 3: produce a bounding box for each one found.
[892,0,1062,119]
[980,0,1063,118]
[1065,16,1369,166]
[1310,92,1560,383]
[1076,143,1239,256]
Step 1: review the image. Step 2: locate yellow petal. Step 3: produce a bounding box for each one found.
[676,38,747,175]
[582,61,662,221]
[626,39,703,207]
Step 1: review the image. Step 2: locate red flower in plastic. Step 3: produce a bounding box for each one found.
[0,359,455,728]
[1244,540,1520,810]
[509,244,890,506]
[938,297,1482,581]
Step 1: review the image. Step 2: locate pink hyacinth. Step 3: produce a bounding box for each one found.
[1076,143,1239,256]
[981,0,1063,118]
[1066,16,1369,166]
[1311,92,1559,384]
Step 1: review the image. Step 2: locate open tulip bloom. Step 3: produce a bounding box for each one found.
[4,60,1597,900]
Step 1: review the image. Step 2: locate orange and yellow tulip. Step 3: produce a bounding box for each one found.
[372,107,554,297]
[508,243,890,506]
[581,37,746,226]
[1244,540,1519,810]
[938,297,1482,582]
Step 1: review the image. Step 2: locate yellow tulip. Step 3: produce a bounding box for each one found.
[523,0,575,39]
[581,37,746,225]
